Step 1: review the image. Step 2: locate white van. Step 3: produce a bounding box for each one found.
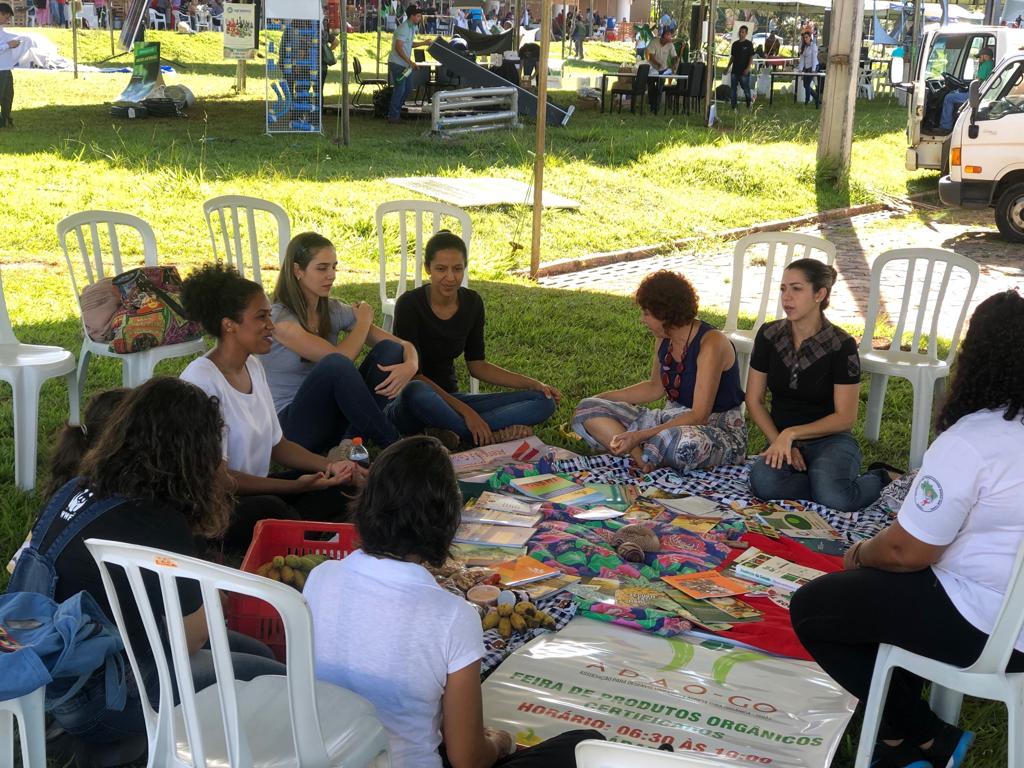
[899,25,1024,172]
[938,53,1024,242]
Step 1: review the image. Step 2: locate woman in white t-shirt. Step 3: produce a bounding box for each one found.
[180,264,364,551]
[304,436,601,768]
[790,290,1024,768]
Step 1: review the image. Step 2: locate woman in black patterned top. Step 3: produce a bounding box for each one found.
[745,259,890,511]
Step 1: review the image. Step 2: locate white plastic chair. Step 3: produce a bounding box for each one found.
[853,537,1024,768]
[0,267,79,491]
[203,195,292,286]
[149,8,167,28]
[84,539,392,768]
[722,232,837,388]
[57,211,206,398]
[859,248,979,469]
[194,7,211,30]
[0,687,46,768]
[376,200,478,392]
[576,739,736,766]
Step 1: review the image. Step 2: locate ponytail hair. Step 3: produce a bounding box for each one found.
[785,258,838,311]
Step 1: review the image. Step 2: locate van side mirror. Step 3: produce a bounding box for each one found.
[889,56,904,84]
[968,79,980,139]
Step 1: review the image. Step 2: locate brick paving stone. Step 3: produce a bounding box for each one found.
[539,206,1024,338]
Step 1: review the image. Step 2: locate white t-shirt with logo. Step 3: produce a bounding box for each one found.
[180,355,283,477]
[304,550,484,768]
[897,408,1024,651]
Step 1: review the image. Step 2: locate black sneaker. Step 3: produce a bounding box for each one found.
[920,723,975,768]
[870,740,933,768]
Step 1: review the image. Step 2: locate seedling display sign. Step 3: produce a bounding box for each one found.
[482,619,855,767]
[223,3,256,59]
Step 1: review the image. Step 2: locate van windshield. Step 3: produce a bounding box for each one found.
[925,37,964,78]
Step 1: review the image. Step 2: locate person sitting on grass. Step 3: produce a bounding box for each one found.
[390,230,560,448]
[745,259,892,511]
[262,231,419,455]
[304,435,603,767]
[180,263,364,552]
[13,378,283,767]
[790,290,1024,768]
[573,270,746,473]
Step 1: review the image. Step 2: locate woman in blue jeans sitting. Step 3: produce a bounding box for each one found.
[746,258,890,511]
[390,230,560,447]
[262,231,420,454]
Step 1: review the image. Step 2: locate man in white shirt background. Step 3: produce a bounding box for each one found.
[0,3,22,129]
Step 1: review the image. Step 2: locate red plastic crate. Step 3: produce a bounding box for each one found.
[227,519,359,661]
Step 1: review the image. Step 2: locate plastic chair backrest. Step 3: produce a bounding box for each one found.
[724,232,836,336]
[632,63,650,95]
[575,739,735,767]
[376,201,472,308]
[353,56,363,79]
[858,248,980,365]
[84,538,331,768]
[56,210,159,336]
[203,195,292,285]
[968,536,1024,674]
[687,62,705,96]
[0,267,18,346]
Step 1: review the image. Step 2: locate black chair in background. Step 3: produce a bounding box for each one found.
[687,61,706,115]
[663,60,693,115]
[611,63,650,114]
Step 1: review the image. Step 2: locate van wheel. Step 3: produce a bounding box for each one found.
[995,182,1024,244]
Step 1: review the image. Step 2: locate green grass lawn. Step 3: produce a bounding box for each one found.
[1,28,1007,768]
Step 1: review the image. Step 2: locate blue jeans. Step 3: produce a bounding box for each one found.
[803,69,819,105]
[278,342,403,452]
[53,632,283,743]
[730,71,752,108]
[388,62,414,119]
[389,385,556,443]
[748,432,887,512]
[940,89,969,132]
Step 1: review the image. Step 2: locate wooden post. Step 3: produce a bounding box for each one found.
[816,0,865,178]
[704,0,716,125]
[514,0,522,50]
[376,0,383,75]
[529,0,552,279]
[341,0,350,144]
[72,0,79,79]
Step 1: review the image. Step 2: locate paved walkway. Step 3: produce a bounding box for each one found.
[539,205,1023,339]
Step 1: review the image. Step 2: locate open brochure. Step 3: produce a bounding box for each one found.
[732,547,827,593]
[509,474,606,507]
[450,437,578,481]
[462,492,542,528]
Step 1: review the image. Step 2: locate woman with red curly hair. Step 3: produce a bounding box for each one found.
[572,270,746,472]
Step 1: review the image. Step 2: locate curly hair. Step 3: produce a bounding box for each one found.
[43,388,129,501]
[181,263,264,339]
[274,232,335,339]
[936,290,1024,433]
[78,377,232,539]
[785,258,838,311]
[634,270,699,330]
[352,436,462,567]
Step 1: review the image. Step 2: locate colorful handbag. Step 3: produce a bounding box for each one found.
[108,266,202,354]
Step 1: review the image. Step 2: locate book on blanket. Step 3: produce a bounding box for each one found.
[732,547,827,593]
[519,572,581,600]
[451,437,561,481]
[660,570,752,599]
[462,492,542,527]
[657,496,729,519]
[454,523,535,549]
[451,542,528,566]
[737,502,841,541]
[509,474,606,507]
[494,556,561,586]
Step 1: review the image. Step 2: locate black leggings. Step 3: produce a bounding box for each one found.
[790,567,1024,744]
[442,729,603,768]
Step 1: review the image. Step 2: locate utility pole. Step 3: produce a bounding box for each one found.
[530,0,552,278]
[816,0,865,179]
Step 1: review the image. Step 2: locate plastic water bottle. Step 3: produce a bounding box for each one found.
[349,437,370,468]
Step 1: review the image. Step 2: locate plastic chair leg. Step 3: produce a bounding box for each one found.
[382,312,394,333]
[908,376,935,470]
[864,371,889,442]
[854,648,896,768]
[66,368,81,426]
[929,684,964,726]
[122,353,158,388]
[12,370,43,492]
[76,346,92,412]
[1008,688,1024,768]
[737,351,751,390]
[0,687,46,768]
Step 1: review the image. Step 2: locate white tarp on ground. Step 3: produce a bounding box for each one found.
[11,31,75,69]
[482,618,856,768]
[387,177,580,208]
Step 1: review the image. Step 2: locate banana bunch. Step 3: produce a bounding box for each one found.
[255,553,330,591]
[481,599,556,638]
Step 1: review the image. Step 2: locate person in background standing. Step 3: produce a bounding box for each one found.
[33,0,48,26]
[0,3,21,129]
[571,12,586,58]
[798,29,819,106]
[386,3,427,124]
[728,23,754,109]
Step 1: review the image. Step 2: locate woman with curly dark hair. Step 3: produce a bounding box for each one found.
[305,436,602,767]
[572,270,746,472]
[746,258,889,511]
[13,378,283,762]
[790,290,1024,768]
